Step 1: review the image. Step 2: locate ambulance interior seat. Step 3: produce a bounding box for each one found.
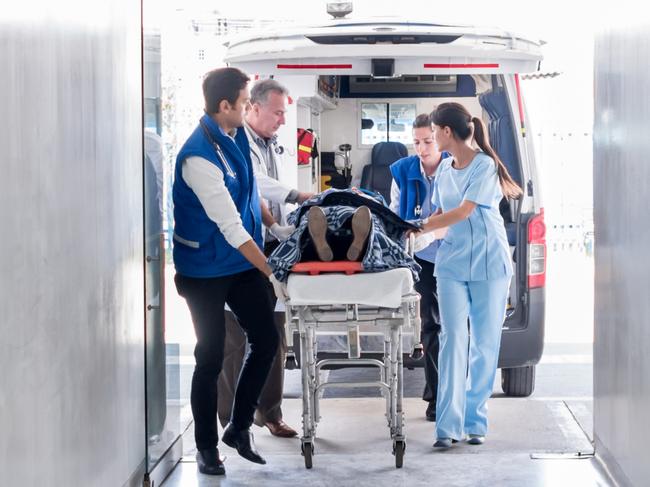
[360,141,408,205]
[320,151,349,190]
[479,87,522,246]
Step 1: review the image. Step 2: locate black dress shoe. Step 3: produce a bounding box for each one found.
[425,401,436,422]
[196,448,225,475]
[222,423,266,465]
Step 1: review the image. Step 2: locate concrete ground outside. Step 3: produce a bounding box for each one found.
[162,247,603,486]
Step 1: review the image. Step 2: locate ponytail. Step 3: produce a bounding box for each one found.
[432,103,523,199]
[471,117,522,199]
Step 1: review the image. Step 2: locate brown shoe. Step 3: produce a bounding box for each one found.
[307,206,333,261]
[347,205,371,261]
[264,420,298,438]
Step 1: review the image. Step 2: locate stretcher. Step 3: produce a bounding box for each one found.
[283,257,422,469]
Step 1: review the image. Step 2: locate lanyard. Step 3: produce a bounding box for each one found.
[199,120,236,178]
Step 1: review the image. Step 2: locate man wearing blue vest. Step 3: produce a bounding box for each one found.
[390,113,449,422]
[173,67,289,475]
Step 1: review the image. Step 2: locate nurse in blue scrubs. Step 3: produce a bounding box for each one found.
[389,113,449,422]
[418,102,522,448]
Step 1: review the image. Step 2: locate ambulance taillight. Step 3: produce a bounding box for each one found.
[527,209,546,288]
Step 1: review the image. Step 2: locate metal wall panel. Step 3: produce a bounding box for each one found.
[0,1,145,485]
[593,20,650,487]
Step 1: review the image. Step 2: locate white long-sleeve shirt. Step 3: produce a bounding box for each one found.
[182,156,252,249]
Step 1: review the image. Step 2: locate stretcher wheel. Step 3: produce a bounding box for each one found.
[410,344,424,360]
[302,441,314,469]
[393,440,405,468]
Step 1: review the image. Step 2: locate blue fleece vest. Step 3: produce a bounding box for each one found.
[172,114,263,278]
[390,154,446,220]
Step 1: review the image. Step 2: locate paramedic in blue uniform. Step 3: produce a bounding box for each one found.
[172,67,289,475]
[217,79,312,439]
[417,102,522,448]
[389,113,448,422]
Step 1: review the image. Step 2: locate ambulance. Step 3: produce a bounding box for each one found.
[224,8,546,396]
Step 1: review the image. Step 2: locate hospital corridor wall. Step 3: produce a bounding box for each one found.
[0,1,146,485]
[593,17,650,487]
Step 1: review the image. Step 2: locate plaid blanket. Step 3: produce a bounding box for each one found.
[268,189,422,282]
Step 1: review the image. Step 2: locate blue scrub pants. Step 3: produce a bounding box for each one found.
[435,277,510,440]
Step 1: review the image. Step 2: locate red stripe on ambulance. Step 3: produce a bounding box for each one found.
[277,64,353,69]
[423,63,500,68]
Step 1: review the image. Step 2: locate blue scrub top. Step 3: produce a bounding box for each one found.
[432,152,513,281]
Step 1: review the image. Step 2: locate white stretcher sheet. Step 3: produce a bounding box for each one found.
[287,268,414,309]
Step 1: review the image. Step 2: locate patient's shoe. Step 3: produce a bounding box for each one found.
[347,205,371,261]
[307,206,333,261]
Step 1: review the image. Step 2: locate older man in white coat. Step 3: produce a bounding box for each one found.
[217,79,313,437]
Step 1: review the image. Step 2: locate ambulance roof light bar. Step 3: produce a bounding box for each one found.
[327,1,353,19]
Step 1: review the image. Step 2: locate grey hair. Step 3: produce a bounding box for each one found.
[250,79,289,105]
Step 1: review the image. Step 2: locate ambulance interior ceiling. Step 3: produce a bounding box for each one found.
[313,74,490,185]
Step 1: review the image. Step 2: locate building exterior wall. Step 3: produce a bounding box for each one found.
[0,1,145,485]
[593,18,650,487]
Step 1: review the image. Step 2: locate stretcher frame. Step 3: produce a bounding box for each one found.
[284,278,421,469]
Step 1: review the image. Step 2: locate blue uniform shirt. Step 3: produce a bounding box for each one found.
[389,153,450,264]
[432,152,513,281]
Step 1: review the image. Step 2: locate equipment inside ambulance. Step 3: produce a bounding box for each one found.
[224,17,546,397]
[297,128,317,165]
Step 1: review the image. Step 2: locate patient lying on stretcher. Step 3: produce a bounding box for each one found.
[302,205,371,262]
[267,188,421,282]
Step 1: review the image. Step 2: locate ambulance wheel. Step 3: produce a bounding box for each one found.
[393,440,405,468]
[302,441,313,469]
[501,365,535,397]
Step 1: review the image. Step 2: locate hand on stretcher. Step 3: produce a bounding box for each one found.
[269,273,289,302]
[409,226,449,253]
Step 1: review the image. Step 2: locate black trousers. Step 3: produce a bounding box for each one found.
[175,269,279,450]
[414,256,441,405]
[217,240,287,427]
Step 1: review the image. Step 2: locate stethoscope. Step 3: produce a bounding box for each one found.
[414,184,423,217]
[199,120,236,177]
[413,175,436,218]
[273,139,285,155]
[250,137,284,172]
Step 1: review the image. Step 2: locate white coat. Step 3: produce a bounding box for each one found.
[243,122,295,226]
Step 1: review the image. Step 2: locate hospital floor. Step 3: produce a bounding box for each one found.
[162,342,611,487]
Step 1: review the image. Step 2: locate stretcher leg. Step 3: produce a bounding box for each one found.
[308,326,319,427]
[406,300,424,360]
[383,334,391,428]
[285,308,298,369]
[301,323,318,469]
[395,328,404,440]
[300,327,312,442]
[391,323,406,468]
[389,325,398,437]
